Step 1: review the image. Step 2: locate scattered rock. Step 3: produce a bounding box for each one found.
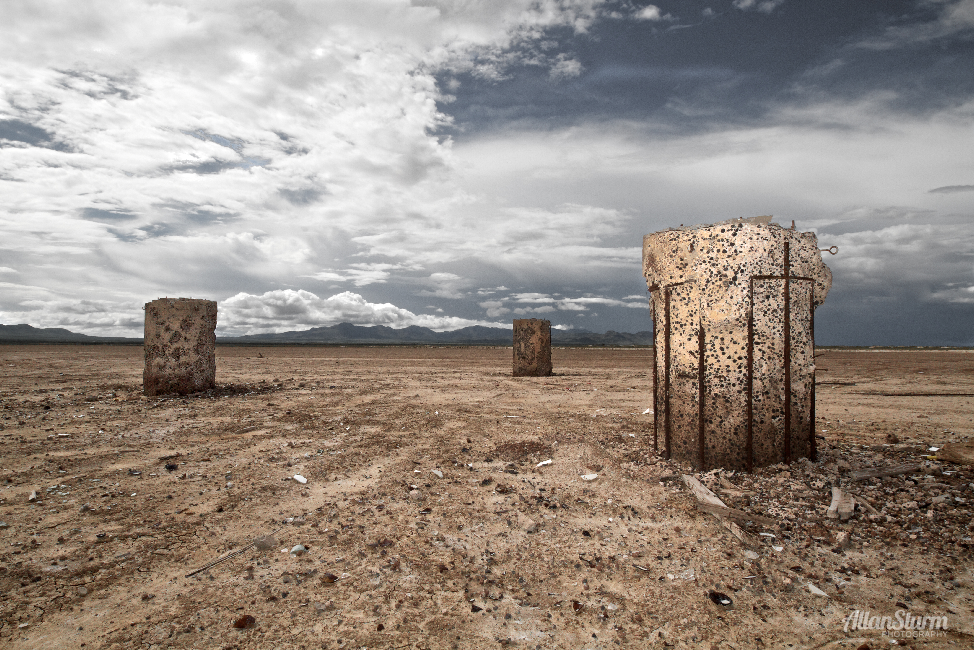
[293,474,307,484]
[232,614,256,629]
[290,544,307,557]
[708,590,733,610]
[581,474,598,481]
[431,469,443,479]
[254,535,277,552]
[28,491,38,502]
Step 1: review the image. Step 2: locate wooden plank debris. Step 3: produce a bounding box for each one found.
[826,486,855,521]
[695,502,778,528]
[682,475,752,545]
[847,463,920,482]
[845,491,881,516]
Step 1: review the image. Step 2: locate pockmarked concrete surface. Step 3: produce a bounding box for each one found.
[644,219,832,471]
[1,345,972,649]
[143,298,217,397]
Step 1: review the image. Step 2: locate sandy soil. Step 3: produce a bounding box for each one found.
[1,345,973,650]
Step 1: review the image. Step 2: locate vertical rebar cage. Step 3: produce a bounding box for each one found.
[643,218,832,471]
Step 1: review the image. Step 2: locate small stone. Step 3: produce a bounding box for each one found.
[290,544,307,557]
[77,586,88,596]
[525,520,539,534]
[293,474,307,484]
[0,522,8,529]
[431,470,443,479]
[80,504,92,512]
[581,474,598,481]
[232,614,256,629]
[254,535,277,552]
[320,572,339,584]
[408,489,424,502]
[225,482,233,489]
[28,491,38,502]
[744,550,760,560]
[835,531,851,550]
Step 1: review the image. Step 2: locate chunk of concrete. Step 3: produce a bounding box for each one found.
[643,217,831,470]
[512,318,553,377]
[143,298,217,396]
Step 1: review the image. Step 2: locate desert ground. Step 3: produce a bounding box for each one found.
[1,344,973,650]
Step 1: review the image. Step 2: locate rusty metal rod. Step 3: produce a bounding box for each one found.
[651,292,659,453]
[664,288,672,460]
[747,278,760,472]
[809,282,817,462]
[783,241,792,464]
[697,321,706,469]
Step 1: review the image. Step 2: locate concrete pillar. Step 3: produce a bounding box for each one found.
[643,217,832,470]
[513,319,553,377]
[143,298,217,396]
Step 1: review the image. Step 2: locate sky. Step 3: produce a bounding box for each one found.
[1,0,973,345]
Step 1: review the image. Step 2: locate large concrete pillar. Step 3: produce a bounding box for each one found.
[144,298,217,396]
[643,217,831,470]
[513,319,553,377]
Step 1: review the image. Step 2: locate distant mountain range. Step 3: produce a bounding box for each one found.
[0,323,139,343]
[0,322,654,346]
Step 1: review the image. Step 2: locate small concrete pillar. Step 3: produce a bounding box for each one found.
[513,319,553,377]
[643,217,831,470]
[143,298,217,396]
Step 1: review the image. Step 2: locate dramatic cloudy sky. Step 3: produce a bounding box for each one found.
[1,0,972,344]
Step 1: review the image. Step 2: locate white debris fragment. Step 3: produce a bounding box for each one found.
[536,459,552,467]
[581,474,598,481]
[928,446,940,452]
[28,491,38,502]
[431,470,444,479]
[643,408,654,415]
[807,583,829,597]
[293,474,308,484]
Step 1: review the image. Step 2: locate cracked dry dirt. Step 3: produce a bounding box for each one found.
[1,345,973,650]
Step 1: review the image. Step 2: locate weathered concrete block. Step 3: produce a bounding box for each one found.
[513,319,553,377]
[643,217,832,470]
[143,298,217,396]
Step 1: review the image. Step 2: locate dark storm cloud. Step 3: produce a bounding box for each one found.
[279,188,327,205]
[0,119,73,152]
[438,0,931,134]
[930,185,974,194]
[80,208,137,222]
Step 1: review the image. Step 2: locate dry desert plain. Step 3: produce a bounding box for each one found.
[1,345,974,650]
